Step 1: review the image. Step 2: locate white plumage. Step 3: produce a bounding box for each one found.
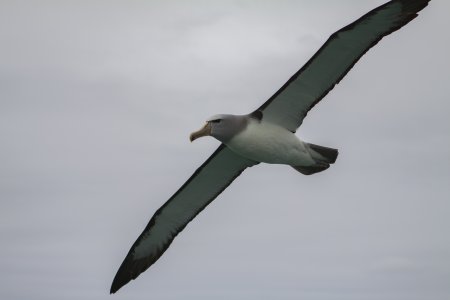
[227,119,315,166]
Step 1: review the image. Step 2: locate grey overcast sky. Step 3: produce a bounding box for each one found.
[1,1,449,299]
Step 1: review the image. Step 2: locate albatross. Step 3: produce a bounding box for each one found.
[111,0,431,293]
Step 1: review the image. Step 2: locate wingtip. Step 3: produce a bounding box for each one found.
[110,274,133,294]
[109,280,120,294]
[109,253,156,295]
[109,258,134,294]
[109,276,126,294]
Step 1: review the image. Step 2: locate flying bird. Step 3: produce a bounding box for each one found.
[111,0,430,293]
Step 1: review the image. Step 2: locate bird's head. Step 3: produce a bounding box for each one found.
[190,114,247,143]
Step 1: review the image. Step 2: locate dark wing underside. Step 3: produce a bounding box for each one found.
[258,0,430,133]
[110,145,257,293]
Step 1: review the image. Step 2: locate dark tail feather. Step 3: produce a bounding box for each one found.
[291,143,338,175]
[307,143,338,164]
[292,163,330,175]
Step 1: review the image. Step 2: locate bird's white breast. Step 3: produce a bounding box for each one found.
[225,120,314,166]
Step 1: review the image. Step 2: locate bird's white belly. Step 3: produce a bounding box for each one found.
[226,121,314,166]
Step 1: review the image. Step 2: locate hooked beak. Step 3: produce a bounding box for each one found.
[190,122,211,142]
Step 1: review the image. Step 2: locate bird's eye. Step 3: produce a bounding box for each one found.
[211,119,221,123]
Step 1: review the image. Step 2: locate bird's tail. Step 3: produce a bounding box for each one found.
[292,143,338,175]
[307,143,338,164]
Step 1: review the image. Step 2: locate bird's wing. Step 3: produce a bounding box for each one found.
[110,144,258,293]
[257,0,430,133]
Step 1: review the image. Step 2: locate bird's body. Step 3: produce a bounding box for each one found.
[110,0,432,293]
[226,119,313,166]
[194,113,337,174]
